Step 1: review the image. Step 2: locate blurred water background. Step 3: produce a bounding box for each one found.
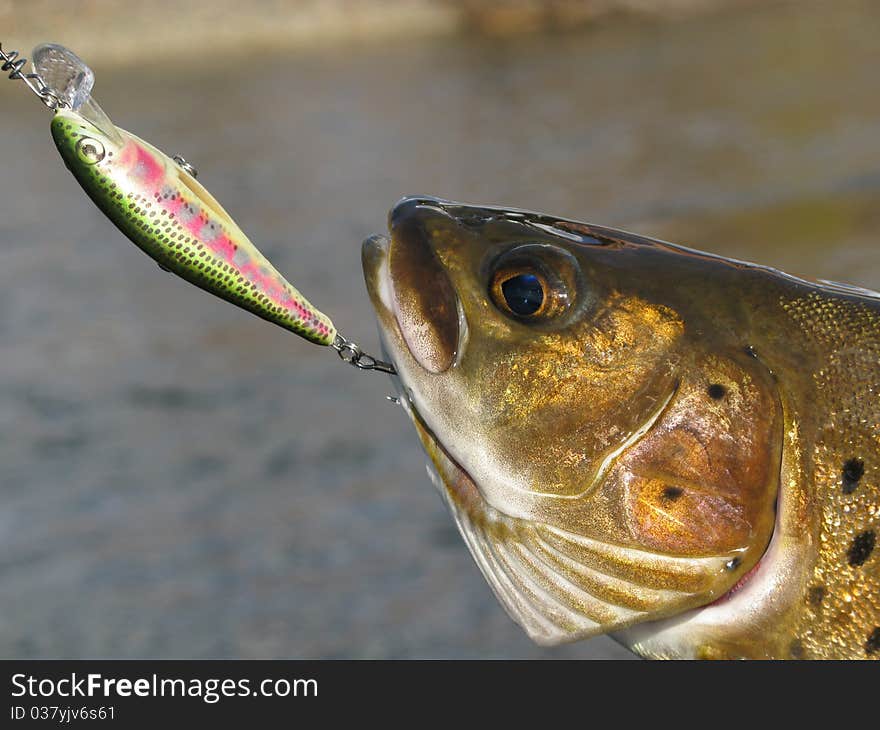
[0,0,878,658]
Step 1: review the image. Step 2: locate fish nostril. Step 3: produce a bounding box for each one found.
[388,215,459,374]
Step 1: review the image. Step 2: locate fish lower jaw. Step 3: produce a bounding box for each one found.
[398,392,487,516]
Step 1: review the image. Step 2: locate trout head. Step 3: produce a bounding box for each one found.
[363,196,783,646]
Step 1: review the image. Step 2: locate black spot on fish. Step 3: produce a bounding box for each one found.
[707,383,726,400]
[808,585,826,607]
[847,530,875,567]
[842,458,864,494]
[662,486,684,501]
[725,557,741,571]
[744,345,758,358]
[866,628,880,655]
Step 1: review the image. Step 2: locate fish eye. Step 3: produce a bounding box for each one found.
[75,137,105,165]
[487,244,580,324]
[497,272,546,316]
[490,264,562,320]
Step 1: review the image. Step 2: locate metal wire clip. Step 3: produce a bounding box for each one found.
[333,334,396,374]
[0,43,67,110]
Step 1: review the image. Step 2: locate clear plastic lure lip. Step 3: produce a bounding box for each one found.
[31,43,93,109]
[32,42,123,145]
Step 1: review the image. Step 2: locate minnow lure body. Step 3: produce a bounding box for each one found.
[51,111,335,345]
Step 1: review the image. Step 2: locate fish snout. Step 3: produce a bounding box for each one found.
[375,197,461,374]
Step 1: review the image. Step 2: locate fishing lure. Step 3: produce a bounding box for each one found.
[1,42,393,373]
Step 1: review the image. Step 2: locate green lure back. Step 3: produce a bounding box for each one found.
[51,111,336,345]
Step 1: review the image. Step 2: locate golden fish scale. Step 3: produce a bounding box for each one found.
[783,292,880,659]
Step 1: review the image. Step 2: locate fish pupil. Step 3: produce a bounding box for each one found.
[501,273,544,316]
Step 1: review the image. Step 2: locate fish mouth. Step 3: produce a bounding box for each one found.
[362,227,745,645]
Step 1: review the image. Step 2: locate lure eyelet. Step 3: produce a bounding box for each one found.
[75,136,105,165]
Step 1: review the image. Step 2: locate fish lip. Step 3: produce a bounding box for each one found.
[362,229,478,498]
[361,231,411,396]
[361,232,394,328]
